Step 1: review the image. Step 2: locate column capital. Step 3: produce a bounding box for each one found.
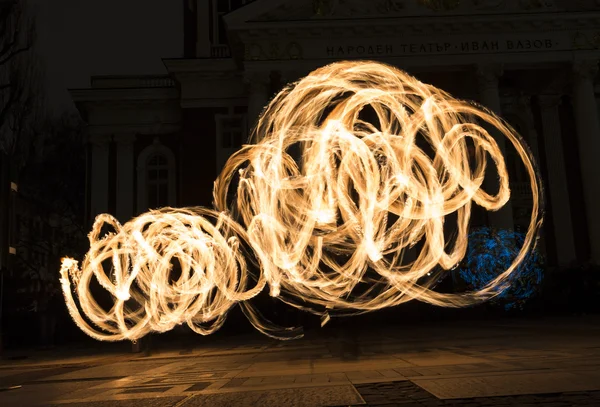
[476,63,504,89]
[515,93,533,106]
[244,71,271,88]
[573,60,599,81]
[89,134,112,147]
[500,92,531,109]
[538,94,562,110]
[114,133,137,145]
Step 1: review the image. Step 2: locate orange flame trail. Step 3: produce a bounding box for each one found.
[60,61,543,341]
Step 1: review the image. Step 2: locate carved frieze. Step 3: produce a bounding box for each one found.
[470,0,506,9]
[517,0,555,9]
[312,0,385,17]
[572,31,600,50]
[377,0,406,13]
[287,42,303,59]
[245,43,264,60]
[418,0,460,11]
[256,0,600,22]
[244,42,304,61]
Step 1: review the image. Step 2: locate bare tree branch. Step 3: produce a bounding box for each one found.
[0,0,42,161]
[0,46,29,66]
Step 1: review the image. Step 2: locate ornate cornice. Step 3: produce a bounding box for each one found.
[175,71,244,81]
[70,87,179,103]
[252,0,600,22]
[163,58,239,74]
[232,12,600,38]
[180,98,248,108]
[88,124,181,138]
[245,41,303,61]
[79,99,181,110]
[90,76,175,89]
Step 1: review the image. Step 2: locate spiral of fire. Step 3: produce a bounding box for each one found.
[60,61,543,341]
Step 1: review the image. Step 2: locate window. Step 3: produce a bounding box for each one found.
[220,117,245,149]
[137,140,177,212]
[216,114,247,172]
[15,214,21,237]
[216,0,252,13]
[183,0,198,58]
[147,153,170,209]
[217,0,230,13]
[218,14,228,45]
[212,0,253,44]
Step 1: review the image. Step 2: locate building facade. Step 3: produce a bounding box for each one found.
[70,0,600,267]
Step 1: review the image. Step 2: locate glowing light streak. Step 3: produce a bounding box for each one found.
[60,61,543,341]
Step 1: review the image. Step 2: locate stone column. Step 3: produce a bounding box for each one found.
[246,72,271,136]
[195,0,211,57]
[516,95,543,165]
[278,70,304,164]
[513,94,547,255]
[538,95,577,266]
[572,60,600,263]
[115,133,136,223]
[89,134,111,219]
[476,64,514,231]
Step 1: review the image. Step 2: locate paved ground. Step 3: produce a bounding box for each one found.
[1,316,600,406]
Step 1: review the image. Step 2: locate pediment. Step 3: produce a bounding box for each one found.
[226,0,600,26]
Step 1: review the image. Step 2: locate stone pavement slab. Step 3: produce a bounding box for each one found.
[49,397,186,407]
[179,385,364,407]
[40,360,173,381]
[394,350,488,366]
[2,317,600,406]
[0,347,130,369]
[1,379,113,407]
[0,364,95,388]
[0,368,35,378]
[356,380,600,407]
[345,369,407,384]
[413,370,600,399]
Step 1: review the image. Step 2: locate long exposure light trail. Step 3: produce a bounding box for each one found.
[60,61,543,341]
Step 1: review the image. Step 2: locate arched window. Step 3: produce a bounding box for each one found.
[216,113,247,172]
[137,139,176,212]
[147,153,170,209]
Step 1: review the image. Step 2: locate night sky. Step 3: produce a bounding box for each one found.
[34,0,183,113]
